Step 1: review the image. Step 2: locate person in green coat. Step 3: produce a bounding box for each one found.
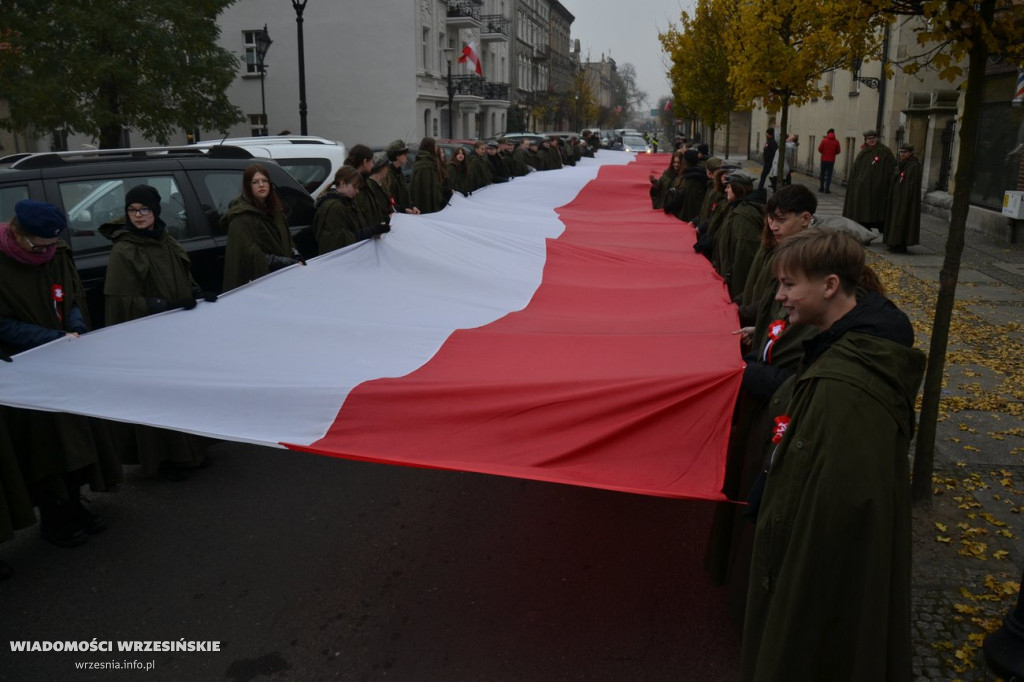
[842,129,896,233]
[222,164,302,291]
[741,227,925,682]
[313,167,390,254]
[714,172,768,300]
[447,147,473,196]
[100,185,214,480]
[884,144,923,253]
[467,141,492,191]
[0,200,122,546]
[664,149,709,224]
[384,139,419,215]
[410,137,446,214]
[649,152,681,209]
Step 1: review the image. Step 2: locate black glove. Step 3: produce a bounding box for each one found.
[353,221,391,241]
[145,297,170,314]
[266,254,299,272]
[191,286,218,303]
[177,298,197,311]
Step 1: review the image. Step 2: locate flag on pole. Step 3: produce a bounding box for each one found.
[665,100,673,112]
[457,41,482,76]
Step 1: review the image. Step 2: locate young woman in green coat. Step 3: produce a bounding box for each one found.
[410,137,446,214]
[313,167,390,255]
[100,185,213,480]
[222,164,302,291]
[447,147,473,197]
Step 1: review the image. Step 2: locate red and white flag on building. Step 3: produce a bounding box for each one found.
[457,41,482,75]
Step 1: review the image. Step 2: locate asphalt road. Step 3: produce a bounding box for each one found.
[0,441,741,682]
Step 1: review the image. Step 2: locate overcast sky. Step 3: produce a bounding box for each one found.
[559,0,695,111]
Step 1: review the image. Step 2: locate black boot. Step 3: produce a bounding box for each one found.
[38,496,89,548]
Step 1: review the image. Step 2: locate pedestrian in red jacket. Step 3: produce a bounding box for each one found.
[817,129,841,193]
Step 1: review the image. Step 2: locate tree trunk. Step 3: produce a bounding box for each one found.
[910,0,993,506]
[776,96,790,182]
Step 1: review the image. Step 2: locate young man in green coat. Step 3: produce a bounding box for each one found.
[409,137,445,214]
[842,129,896,233]
[884,144,923,253]
[741,227,925,682]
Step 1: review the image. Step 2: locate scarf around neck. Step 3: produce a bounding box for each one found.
[0,221,57,266]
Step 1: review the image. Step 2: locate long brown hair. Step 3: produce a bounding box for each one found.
[242,164,284,214]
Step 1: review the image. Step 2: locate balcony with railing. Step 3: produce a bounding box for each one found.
[451,74,484,98]
[447,1,482,28]
[483,82,510,102]
[480,15,510,41]
[531,44,550,62]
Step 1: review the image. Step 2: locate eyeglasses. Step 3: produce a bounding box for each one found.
[126,207,152,216]
[250,179,271,187]
[20,233,57,252]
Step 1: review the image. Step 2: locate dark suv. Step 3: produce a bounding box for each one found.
[0,146,315,328]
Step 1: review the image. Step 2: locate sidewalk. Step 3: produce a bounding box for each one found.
[758,164,1024,681]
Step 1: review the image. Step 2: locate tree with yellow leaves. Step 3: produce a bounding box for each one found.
[724,0,888,179]
[862,0,1024,514]
[659,0,738,154]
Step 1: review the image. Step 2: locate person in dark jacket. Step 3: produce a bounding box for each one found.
[664,149,709,223]
[883,144,923,253]
[100,185,214,480]
[467,141,492,191]
[649,151,682,210]
[842,129,896,233]
[715,172,768,300]
[447,147,473,196]
[0,200,122,546]
[741,227,925,681]
[410,137,447,214]
[313,167,390,254]
[222,164,303,291]
[485,141,510,183]
[385,139,420,215]
[817,128,841,193]
[757,128,778,190]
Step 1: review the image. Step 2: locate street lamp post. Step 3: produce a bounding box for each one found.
[291,0,309,135]
[255,25,272,136]
[442,47,456,139]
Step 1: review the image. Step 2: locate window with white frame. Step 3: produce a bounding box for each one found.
[243,30,262,74]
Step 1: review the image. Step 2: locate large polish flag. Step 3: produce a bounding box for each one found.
[0,153,743,501]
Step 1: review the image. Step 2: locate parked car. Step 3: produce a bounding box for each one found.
[616,135,652,154]
[192,135,347,198]
[0,145,315,327]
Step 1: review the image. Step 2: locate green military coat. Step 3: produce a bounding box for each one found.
[447,162,473,196]
[410,150,445,214]
[387,163,414,213]
[650,168,678,210]
[100,222,195,325]
[884,155,923,248]
[467,153,492,191]
[716,196,766,300]
[221,198,294,291]
[0,243,122,494]
[313,192,364,255]
[742,317,925,682]
[356,177,390,226]
[842,142,896,226]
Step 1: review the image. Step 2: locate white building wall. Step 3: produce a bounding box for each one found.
[204,0,419,147]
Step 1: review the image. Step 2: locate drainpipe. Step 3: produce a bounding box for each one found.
[876,26,890,136]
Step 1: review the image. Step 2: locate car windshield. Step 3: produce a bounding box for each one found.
[623,137,647,147]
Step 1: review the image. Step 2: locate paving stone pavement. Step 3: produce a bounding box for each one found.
[741,162,1024,681]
